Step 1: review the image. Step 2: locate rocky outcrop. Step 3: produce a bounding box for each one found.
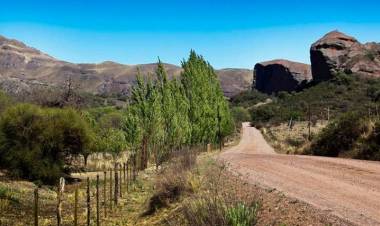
[310,30,380,81]
[254,59,312,94]
[0,35,252,98]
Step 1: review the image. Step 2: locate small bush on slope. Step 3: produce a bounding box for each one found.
[356,121,380,160]
[308,112,380,160]
[230,90,269,108]
[309,112,368,157]
[231,107,251,124]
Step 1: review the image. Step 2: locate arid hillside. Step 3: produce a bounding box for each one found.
[0,35,252,97]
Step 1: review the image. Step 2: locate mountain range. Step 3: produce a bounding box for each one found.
[0,35,253,98]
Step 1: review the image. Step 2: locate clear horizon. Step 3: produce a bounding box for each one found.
[1,0,380,69]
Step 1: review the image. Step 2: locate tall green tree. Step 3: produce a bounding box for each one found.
[130,73,163,169]
[181,50,233,147]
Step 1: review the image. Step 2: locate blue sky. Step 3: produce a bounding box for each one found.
[1,0,380,69]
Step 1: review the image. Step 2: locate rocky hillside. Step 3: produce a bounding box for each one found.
[252,30,380,94]
[0,35,252,97]
[254,59,311,94]
[310,30,380,81]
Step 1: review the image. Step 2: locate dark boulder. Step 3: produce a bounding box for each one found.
[254,59,312,94]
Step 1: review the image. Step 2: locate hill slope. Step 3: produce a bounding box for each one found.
[0,35,252,97]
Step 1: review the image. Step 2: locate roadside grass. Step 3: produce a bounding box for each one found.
[260,120,327,154]
[0,146,349,226]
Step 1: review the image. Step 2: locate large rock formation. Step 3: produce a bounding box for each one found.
[254,59,312,94]
[310,30,380,81]
[0,35,252,98]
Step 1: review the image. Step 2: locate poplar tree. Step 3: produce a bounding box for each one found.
[181,50,232,146]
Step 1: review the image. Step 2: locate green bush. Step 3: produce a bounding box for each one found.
[182,197,259,226]
[366,82,380,102]
[309,112,367,157]
[226,202,259,226]
[231,107,251,123]
[356,121,380,160]
[0,104,92,184]
[250,105,277,123]
[0,186,19,203]
[230,90,269,108]
[331,72,354,86]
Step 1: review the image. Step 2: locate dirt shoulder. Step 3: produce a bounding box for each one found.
[220,123,380,226]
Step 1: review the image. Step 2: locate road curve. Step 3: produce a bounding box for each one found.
[219,122,380,226]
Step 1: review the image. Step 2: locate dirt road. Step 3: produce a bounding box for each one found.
[219,122,380,226]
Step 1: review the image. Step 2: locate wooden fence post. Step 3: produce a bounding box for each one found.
[34,188,39,226]
[57,177,65,226]
[96,174,100,226]
[114,164,119,206]
[74,188,78,226]
[133,155,137,181]
[103,171,107,218]
[126,161,129,192]
[109,169,113,210]
[123,163,126,184]
[119,163,122,198]
[87,177,91,226]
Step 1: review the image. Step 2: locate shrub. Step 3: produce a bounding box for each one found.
[0,104,92,184]
[332,72,355,86]
[0,186,19,204]
[356,121,380,160]
[179,159,260,226]
[366,83,380,102]
[144,149,196,216]
[226,202,259,226]
[230,90,269,108]
[250,105,277,123]
[309,112,367,157]
[231,107,251,124]
[285,137,305,148]
[182,197,228,226]
[182,197,259,226]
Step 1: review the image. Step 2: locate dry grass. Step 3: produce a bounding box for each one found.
[178,159,260,226]
[0,144,350,226]
[70,151,130,172]
[144,150,197,216]
[0,168,155,226]
[261,120,327,154]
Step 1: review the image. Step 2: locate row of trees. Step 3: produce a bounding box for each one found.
[0,51,234,183]
[125,51,234,170]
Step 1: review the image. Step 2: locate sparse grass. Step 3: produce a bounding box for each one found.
[0,147,352,226]
[163,153,261,226]
[260,121,326,154]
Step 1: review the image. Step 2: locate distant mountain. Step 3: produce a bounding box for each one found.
[0,35,252,98]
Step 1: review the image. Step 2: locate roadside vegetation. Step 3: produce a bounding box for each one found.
[0,50,234,185]
[237,72,380,161]
[308,112,380,160]
[0,51,256,225]
[250,73,380,126]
